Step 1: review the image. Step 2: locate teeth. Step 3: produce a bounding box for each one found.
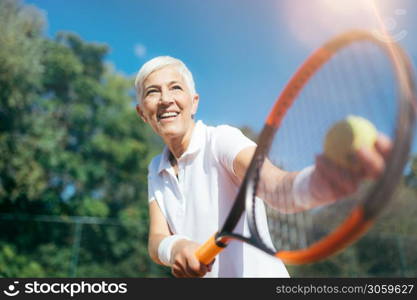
[159,112,179,119]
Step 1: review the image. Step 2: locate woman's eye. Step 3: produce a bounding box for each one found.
[146,89,158,96]
[172,85,182,90]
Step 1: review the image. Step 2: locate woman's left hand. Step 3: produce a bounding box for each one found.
[309,134,392,204]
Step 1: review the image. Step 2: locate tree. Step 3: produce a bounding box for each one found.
[0,0,168,277]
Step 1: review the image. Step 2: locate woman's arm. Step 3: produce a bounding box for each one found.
[232,135,391,213]
[148,200,172,265]
[232,146,299,213]
[148,200,212,277]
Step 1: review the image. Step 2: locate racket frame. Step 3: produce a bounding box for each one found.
[196,30,416,266]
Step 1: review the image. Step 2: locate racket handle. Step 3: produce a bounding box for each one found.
[195,234,226,265]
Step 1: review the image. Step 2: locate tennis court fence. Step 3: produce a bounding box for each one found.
[0,213,415,277]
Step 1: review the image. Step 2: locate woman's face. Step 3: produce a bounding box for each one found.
[136,66,199,140]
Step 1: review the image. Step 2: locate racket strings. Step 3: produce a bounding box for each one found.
[262,57,333,250]
[365,44,397,130]
[255,42,396,252]
[352,44,379,121]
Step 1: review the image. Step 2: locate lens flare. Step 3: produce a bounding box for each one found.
[281,0,407,48]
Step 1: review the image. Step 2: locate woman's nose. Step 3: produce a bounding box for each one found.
[160,91,174,104]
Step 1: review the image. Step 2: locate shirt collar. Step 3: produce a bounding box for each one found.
[157,120,205,174]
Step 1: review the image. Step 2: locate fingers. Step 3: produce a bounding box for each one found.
[315,155,360,199]
[356,147,385,179]
[356,133,391,179]
[171,258,209,278]
[187,257,209,277]
[375,133,392,160]
[207,259,215,272]
[171,263,186,278]
[355,133,391,179]
[170,242,212,278]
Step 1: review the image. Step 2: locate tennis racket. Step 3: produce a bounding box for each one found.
[195,30,416,266]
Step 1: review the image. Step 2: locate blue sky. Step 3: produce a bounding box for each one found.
[25,0,417,129]
[24,0,417,164]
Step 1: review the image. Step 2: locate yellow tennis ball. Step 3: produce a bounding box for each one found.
[324,115,378,170]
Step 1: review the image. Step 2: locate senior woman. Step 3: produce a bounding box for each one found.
[134,56,391,278]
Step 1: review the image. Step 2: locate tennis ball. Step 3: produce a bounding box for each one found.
[324,115,377,170]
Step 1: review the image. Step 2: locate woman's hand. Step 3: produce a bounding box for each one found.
[310,134,392,203]
[170,239,214,278]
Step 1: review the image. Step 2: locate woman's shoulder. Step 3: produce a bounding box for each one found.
[203,121,241,138]
[147,152,164,176]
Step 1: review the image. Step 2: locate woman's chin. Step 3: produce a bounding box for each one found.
[157,124,183,139]
[153,117,194,141]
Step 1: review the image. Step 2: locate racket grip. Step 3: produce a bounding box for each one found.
[195,234,226,265]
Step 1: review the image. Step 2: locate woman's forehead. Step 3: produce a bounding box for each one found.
[144,66,185,86]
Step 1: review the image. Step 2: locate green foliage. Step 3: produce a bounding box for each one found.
[0,244,45,277]
[0,0,167,277]
[0,0,46,205]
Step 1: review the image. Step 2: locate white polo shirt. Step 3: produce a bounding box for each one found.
[147,120,289,278]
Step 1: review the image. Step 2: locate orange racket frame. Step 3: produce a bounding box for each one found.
[195,30,416,266]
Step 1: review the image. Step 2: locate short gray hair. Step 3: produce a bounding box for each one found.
[134,56,196,103]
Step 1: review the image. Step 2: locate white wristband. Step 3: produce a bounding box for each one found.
[292,165,316,209]
[158,235,190,267]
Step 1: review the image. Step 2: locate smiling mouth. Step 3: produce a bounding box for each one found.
[158,111,179,121]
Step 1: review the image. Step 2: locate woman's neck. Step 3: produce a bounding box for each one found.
[163,121,195,159]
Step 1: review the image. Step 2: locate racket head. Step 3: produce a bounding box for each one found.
[243,30,416,265]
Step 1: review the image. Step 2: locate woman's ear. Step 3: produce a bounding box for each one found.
[136,104,147,123]
[191,94,199,117]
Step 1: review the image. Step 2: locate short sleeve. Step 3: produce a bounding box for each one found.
[148,174,156,203]
[147,156,160,204]
[212,125,256,175]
